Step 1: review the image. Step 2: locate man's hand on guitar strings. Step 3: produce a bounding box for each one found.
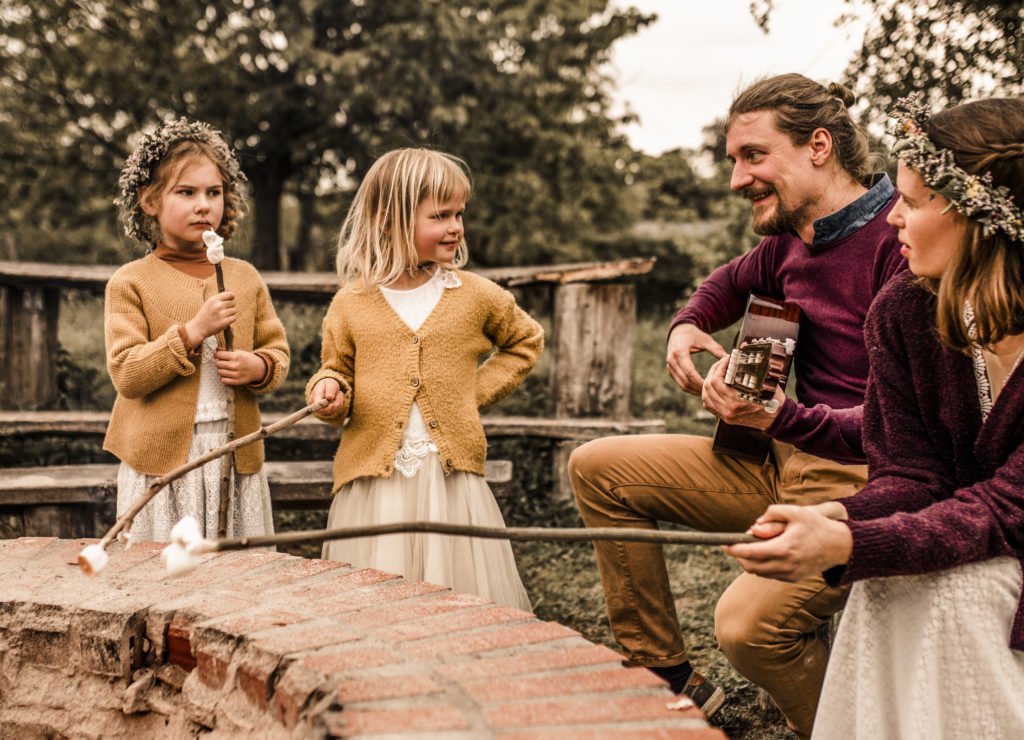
[701,356,784,431]
[666,323,727,396]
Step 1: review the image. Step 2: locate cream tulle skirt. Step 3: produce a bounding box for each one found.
[322,453,532,612]
[813,557,1024,739]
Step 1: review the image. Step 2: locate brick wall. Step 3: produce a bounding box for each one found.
[0,537,723,738]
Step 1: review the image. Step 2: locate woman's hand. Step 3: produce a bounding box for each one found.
[310,377,345,415]
[184,291,236,348]
[723,503,854,582]
[214,349,267,386]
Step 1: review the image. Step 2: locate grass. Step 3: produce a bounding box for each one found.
[10,290,795,739]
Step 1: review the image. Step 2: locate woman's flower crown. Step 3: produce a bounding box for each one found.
[889,94,1024,243]
[114,118,247,244]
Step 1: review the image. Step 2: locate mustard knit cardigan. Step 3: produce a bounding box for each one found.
[103,254,289,475]
[305,270,543,490]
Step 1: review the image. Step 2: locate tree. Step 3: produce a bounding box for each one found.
[748,1,1023,119]
[0,1,653,268]
[844,0,1023,117]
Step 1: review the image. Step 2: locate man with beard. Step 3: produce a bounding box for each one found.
[568,73,904,738]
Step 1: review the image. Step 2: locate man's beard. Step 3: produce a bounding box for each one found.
[743,185,815,236]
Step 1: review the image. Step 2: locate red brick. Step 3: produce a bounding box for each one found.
[325,705,471,736]
[235,650,286,711]
[438,644,623,681]
[272,663,328,728]
[300,579,445,617]
[342,591,489,628]
[198,608,312,639]
[297,644,408,674]
[377,604,532,642]
[484,696,706,729]
[497,729,726,739]
[196,650,230,689]
[405,621,579,659]
[461,667,668,703]
[152,592,255,622]
[249,622,360,656]
[335,673,443,703]
[160,549,289,589]
[89,541,164,575]
[277,567,401,605]
[167,618,196,671]
[217,558,351,597]
[0,537,56,557]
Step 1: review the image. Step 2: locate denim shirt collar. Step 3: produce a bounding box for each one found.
[807,173,894,248]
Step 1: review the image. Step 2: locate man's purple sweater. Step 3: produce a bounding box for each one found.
[828,272,1024,649]
[671,178,904,463]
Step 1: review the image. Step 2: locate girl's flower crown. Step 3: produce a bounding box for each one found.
[890,94,1024,243]
[114,118,247,243]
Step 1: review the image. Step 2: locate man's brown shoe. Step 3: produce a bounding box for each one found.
[682,670,726,719]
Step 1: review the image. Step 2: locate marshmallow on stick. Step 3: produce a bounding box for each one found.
[202,229,232,350]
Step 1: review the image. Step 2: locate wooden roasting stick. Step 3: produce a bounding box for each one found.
[204,229,236,539]
[213,259,235,539]
[192,521,757,554]
[77,399,329,573]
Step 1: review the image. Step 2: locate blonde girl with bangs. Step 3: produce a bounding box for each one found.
[724,96,1024,738]
[307,148,543,610]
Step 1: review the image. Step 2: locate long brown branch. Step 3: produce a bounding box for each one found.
[204,522,758,551]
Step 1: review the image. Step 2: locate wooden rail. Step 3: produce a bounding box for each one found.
[0,411,665,441]
[0,460,514,538]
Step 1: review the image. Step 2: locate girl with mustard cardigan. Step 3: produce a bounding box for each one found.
[105,119,289,541]
[307,148,543,610]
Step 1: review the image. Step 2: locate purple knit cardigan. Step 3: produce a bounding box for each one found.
[827,271,1024,649]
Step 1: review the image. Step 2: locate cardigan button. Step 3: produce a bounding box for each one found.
[411,377,420,388]
[445,458,453,466]
[412,335,420,344]
[429,420,438,429]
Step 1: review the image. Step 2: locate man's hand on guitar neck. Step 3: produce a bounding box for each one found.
[666,323,727,395]
[701,356,785,431]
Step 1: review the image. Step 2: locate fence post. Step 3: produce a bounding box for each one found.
[550,281,637,499]
[0,284,60,409]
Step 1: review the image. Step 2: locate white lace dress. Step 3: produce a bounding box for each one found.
[321,269,532,612]
[116,336,275,541]
[813,343,1024,740]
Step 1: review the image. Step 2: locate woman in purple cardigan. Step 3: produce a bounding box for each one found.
[724,95,1024,738]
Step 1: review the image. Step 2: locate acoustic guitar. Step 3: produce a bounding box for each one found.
[711,293,800,463]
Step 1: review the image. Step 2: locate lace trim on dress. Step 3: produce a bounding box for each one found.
[965,300,1024,423]
[394,437,440,478]
[438,268,462,289]
[964,301,993,421]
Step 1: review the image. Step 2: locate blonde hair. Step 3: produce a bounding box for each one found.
[918,98,1024,352]
[335,148,471,288]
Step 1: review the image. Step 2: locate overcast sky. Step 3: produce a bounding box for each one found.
[608,0,869,154]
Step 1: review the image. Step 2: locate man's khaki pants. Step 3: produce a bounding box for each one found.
[569,433,867,739]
